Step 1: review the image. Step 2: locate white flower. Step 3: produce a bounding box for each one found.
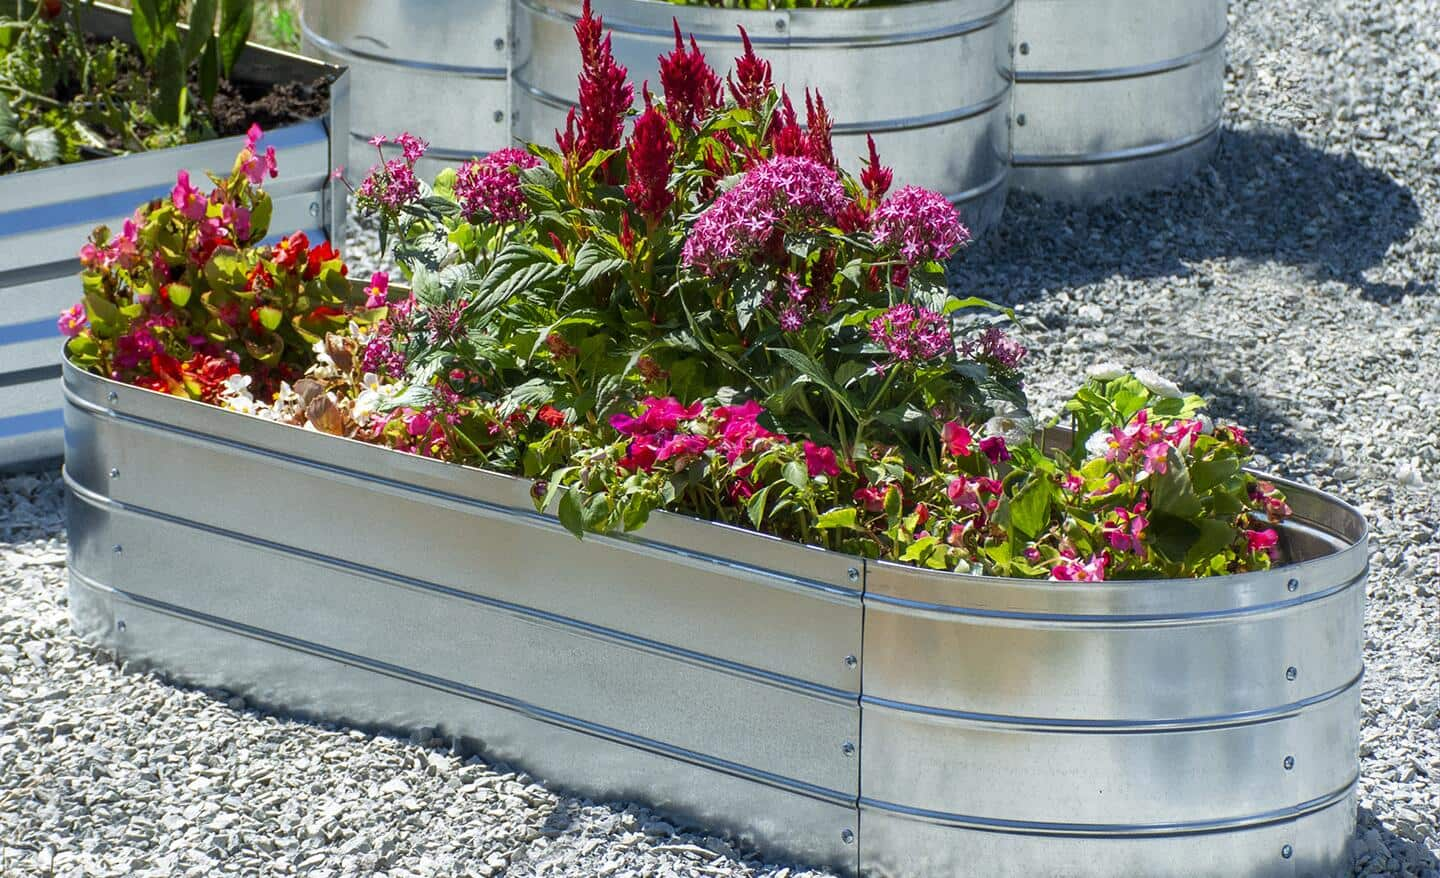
[1086,361,1128,381]
[309,339,340,379]
[351,373,402,428]
[1133,367,1183,399]
[1084,430,1111,459]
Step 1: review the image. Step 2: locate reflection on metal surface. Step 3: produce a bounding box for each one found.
[1012,0,1228,200]
[510,0,1013,234]
[301,0,510,175]
[63,359,1364,877]
[0,5,346,472]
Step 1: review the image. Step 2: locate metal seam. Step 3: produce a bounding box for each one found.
[515,0,1014,48]
[62,379,863,605]
[68,571,858,810]
[301,25,506,79]
[1012,119,1221,169]
[860,670,1364,732]
[64,470,857,704]
[1014,30,1228,84]
[858,777,1357,837]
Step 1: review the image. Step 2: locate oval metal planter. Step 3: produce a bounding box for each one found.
[0,5,347,472]
[300,0,510,176]
[1011,0,1227,200]
[510,0,1014,235]
[62,357,1364,877]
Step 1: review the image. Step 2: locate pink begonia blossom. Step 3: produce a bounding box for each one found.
[1246,528,1280,558]
[454,148,542,223]
[868,303,951,362]
[57,302,87,338]
[172,170,207,221]
[1102,501,1150,554]
[870,185,970,265]
[1249,480,1292,519]
[681,156,847,275]
[1062,472,1084,494]
[236,124,279,185]
[803,441,839,478]
[364,271,391,308]
[1051,553,1109,582]
[1142,441,1170,475]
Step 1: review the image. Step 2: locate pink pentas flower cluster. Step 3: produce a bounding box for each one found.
[870,185,971,266]
[868,303,952,363]
[682,156,848,275]
[355,133,426,212]
[772,271,832,333]
[454,148,543,223]
[965,327,1028,373]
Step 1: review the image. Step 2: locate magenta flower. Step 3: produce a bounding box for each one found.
[966,327,1028,373]
[236,125,278,185]
[656,433,710,464]
[868,303,952,363]
[682,156,847,275]
[870,185,970,266]
[368,134,388,148]
[941,421,973,457]
[171,170,207,221]
[57,302,87,338]
[1051,553,1108,582]
[803,441,840,478]
[609,396,705,435]
[454,149,541,223]
[1249,481,1292,520]
[395,133,429,163]
[1246,528,1280,558]
[979,435,1011,464]
[1102,501,1149,554]
[364,271,391,308]
[1141,442,1170,475]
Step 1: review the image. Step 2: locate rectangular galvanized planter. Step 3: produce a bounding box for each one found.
[0,4,348,471]
[62,357,1367,877]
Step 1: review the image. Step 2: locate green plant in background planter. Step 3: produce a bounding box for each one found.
[128,0,255,125]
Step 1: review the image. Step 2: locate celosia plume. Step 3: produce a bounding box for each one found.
[727,27,772,110]
[561,0,634,171]
[624,105,677,222]
[658,20,723,130]
[804,90,836,169]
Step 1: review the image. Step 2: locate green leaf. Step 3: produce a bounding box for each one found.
[167,284,192,307]
[21,127,58,163]
[1189,455,1241,493]
[198,36,220,106]
[1008,477,1053,540]
[1150,449,1204,519]
[815,507,859,530]
[185,0,218,63]
[782,459,808,489]
[131,0,163,62]
[256,306,283,331]
[1184,518,1239,567]
[557,490,585,539]
[745,484,772,528]
[152,34,185,126]
[769,347,859,419]
[0,101,21,152]
[1148,513,1201,564]
[218,0,255,76]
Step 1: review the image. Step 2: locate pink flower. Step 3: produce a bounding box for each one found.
[236,125,279,184]
[941,421,973,457]
[965,327,1027,373]
[365,271,391,308]
[357,157,420,211]
[609,396,705,435]
[1246,528,1280,558]
[1249,481,1292,520]
[1102,502,1149,554]
[871,185,970,266]
[1142,442,1170,475]
[171,170,207,221]
[1051,553,1108,582]
[624,105,676,221]
[656,433,709,464]
[947,476,979,511]
[455,149,543,223]
[853,484,891,513]
[868,303,951,363]
[803,441,839,478]
[979,435,1011,464]
[57,302,87,338]
[395,132,429,163]
[368,134,388,148]
[222,202,251,242]
[1062,472,1084,494]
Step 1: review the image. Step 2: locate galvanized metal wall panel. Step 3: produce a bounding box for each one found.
[511,0,1014,234]
[1012,0,1228,200]
[0,9,346,471]
[301,0,511,177]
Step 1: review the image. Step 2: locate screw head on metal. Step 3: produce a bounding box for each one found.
[116,620,126,632]
[847,567,860,582]
[109,468,120,479]
[844,654,858,669]
[841,829,855,845]
[1283,756,1295,770]
[106,391,119,404]
[494,37,505,50]
[494,110,505,123]
[774,17,786,30]
[842,741,855,757]
[1286,666,1298,681]
[309,201,321,217]
[1287,578,1300,592]
[1016,114,1027,127]
[1019,41,1030,54]
[1281,845,1293,859]
[112,544,123,555]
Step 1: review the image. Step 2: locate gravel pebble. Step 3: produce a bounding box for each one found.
[3,0,1439,874]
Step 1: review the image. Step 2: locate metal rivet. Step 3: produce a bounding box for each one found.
[493,37,505,50]
[309,201,321,217]
[844,654,858,669]
[842,742,855,757]
[106,391,118,404]
[841,829,855,845]
[1019,41,1030,54]
[116,620,126,632]
[112,544,123,555]
[1286,666,1298,681]
[1283,756,1295,770]
[774,17,786,30]
[109,468,120,479]
[847,567,860,582]
[1287,578,1300,592]
[493,110,505,123]
[1016,114,1027,127]
[1281,845,1293,859]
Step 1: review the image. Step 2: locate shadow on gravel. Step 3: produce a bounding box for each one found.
[1353,806,1440,874]
[955,126,1427,305]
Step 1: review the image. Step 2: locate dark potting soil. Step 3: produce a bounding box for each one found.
[210,77,332,136]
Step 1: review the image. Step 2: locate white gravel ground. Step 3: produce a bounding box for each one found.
[3,0,1439,875]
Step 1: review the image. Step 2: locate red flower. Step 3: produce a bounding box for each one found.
[147,353,187,396]
[803,441,840,478]
[273,231,309,271]
[658,20,722,130]
[727,27,772,110]
[536,404,567,429]
[860,135,893,202]
[305,240,345,280]
[561,0,634,172]
[804,90,836,170]
[624,106,676,222]
[182,354,240,404]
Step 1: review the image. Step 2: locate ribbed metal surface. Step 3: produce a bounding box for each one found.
[510,0,1013,235]
[1011,0,1227,200]
[63,358,1365,877]
[0,5,346,472]
[301,0,510,177]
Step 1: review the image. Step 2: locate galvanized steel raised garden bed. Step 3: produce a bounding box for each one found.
[0,4,349,472]
[510,0,1013,235]
[63,357,1366,877]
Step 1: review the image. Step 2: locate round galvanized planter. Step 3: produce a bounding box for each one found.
[300,0,510,177]
[1011,0,1227,200]
[62,355,1365,877]
[510,0,1014,235]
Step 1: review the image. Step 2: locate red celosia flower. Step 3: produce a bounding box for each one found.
[804,90,836,169]
[561,0,634,173]
[624,105,677,222]
[658,20,722,131]
[861,135,893,202]
[770,91,806,158]
[727,27,772,110]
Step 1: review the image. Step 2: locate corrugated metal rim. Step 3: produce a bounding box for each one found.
[1015,30,1227,83]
